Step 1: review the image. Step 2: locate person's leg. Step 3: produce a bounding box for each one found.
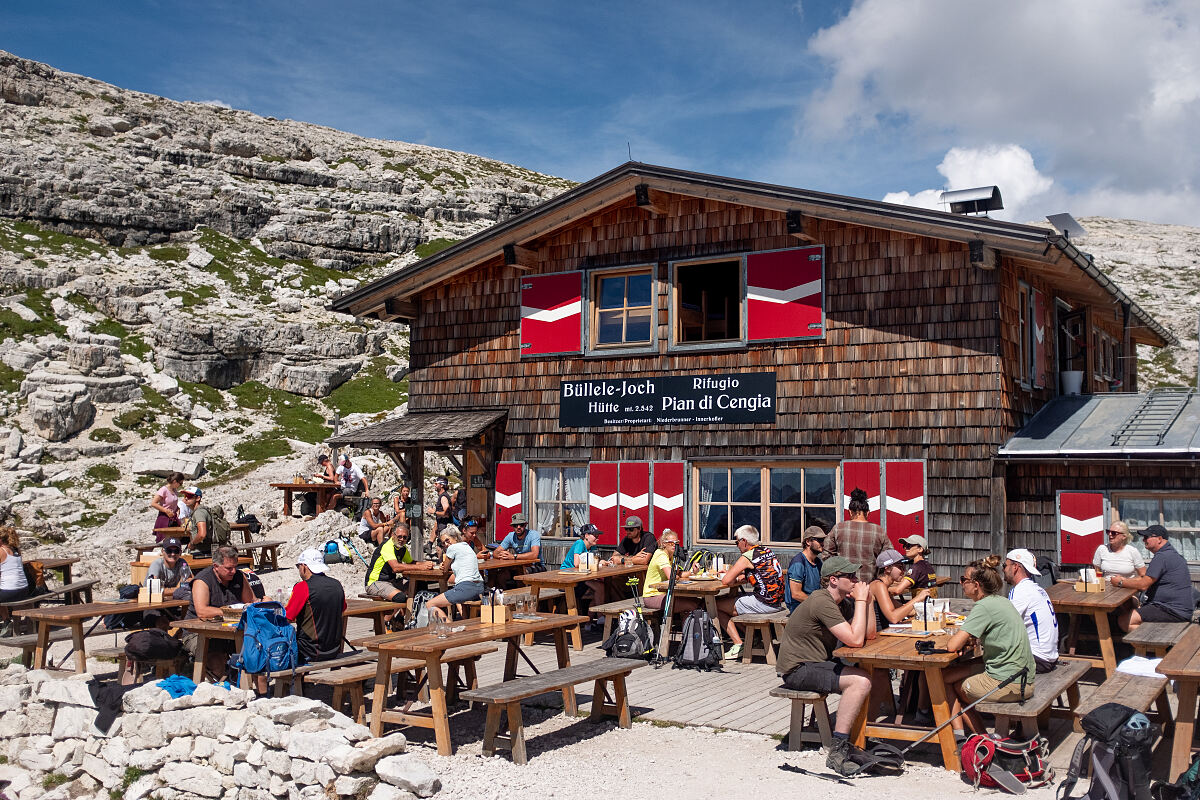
[834,666,873,735]
[426,592,451,622]
[1123,606,1142,632]
[941,664,984,736]
[717,596,739,644]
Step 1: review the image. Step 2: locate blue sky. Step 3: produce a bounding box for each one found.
[6,0,1200,225]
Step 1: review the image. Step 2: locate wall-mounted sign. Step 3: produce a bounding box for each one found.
[559,372,776,428]
[470,475,491,489]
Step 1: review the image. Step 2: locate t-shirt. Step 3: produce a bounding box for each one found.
[146,557,194,589]
[905,559,935,589]
[446,542,483,585]
[155,485,180,516]
[1145,542,1193,618]
[961,594,1036,684]
[186,566,246,619]
[618,532,657,558]
[186,506,214,552]
[285,573,346,663]
[1092,544,1146,579]
[777,589,854,675]
[784,552,822,611]
[498,529,542,562]
[336,464,365,492]
[643,549,673,597]
[560,539,598,570]
[742,545,785,606]
[1007,578,1059,663]
[367,539,413,584]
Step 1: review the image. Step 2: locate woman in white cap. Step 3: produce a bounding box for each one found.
[1091,520,1147,582]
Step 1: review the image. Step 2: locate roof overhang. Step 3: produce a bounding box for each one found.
[327,409,507,451]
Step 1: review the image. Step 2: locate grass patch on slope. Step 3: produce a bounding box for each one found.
[91,319,152,360]
[326,358,408,416]
[414,238,458,260]
[0,288,66,340]
[228,380,327,464]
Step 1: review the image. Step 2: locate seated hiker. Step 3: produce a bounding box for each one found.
[716,525,785,661]
[358,497,392,545]
[1003,549,1059,673]
[365,522,413,628]
[0,526,31,635]
[185,546,263,689]
[604,516,656,567]
[461,516,487,557]
[286,549,347,664]
[641,528,699,616]
[785,525,826,612]
[146,537,194,611]
[427,525,486,622]
[1118,524,1195,631]
[336,454,369,517]
[868,549,931,628]
[311,453,341,513]
[890,535,935,596]
[777,555,882,777]
[494,513,543,564]
[942,556,1036,742]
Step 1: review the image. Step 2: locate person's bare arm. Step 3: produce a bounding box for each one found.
[149,492,171,517]
[192,519,208,546]
[628,547,652,566]
[1114,572,1155,591]
[240,575,256,605]
[789,577,809,604]
[721,556,751,587]
[827,583,872,648]
[946,629,973,654]
[191,580,221,620]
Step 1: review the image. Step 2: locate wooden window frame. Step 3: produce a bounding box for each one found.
[529,463,589,538]
[692,461,839,547]
[1017,281,1032,387]
[585,265,657,355]
[668,255,747,353]
[1112,491,1200,564]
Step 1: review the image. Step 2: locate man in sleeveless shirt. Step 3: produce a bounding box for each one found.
[286,549,347,664]
[185,546,258,685]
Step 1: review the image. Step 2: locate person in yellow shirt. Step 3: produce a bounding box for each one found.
[642,530,699,616]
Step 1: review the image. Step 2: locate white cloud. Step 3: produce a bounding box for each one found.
[884,144,1053,221]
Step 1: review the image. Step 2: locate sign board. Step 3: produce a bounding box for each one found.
[470,475,491,489]
[559,373,776,427]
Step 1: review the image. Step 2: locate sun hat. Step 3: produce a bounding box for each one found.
[803,525,828,541]
[820,555,860,579]
[1004,548,1041,576]
[434,476,448,486]
[182,486,202,498]
[296,548,329,574]
[875,549,907,570]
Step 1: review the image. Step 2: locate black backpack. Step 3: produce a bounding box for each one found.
[406,590,439,629]
[601,608,655,659]
[235,504,262,536]
[673,608,722,671]
[1059,703,1155,800]
[1154,753,1200,800]
[1034,555,1060,590]
[103,584,145,630]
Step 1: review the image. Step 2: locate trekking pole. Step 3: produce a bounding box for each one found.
[653,543,687,668]
[339,532,371,568]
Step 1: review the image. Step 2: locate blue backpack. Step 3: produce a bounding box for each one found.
[229,601,298,675]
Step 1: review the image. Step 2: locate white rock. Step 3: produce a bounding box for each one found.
[119,713,163,750]
[0,663,29,684]
[17,749,54,771]
[0,683,32,708]
[367,784,418,800]
[252,696,335,726]
[121,683,169,713]
[324,733,406,775]
[51,704,104,740]
[233,762,268,789]
[123,773,163,800]
[191,403,213,421]
[191,681,232,706]
[243,716,285,748]
[98,737,129,767]
[268,773,289,796]
[290,759,316,785]
[287,728,350,762]
[323,713,372,741]
[170,392,193,414]
[125,746,169,772]
[223,687,254,708]
[173,762,224,797]
[51,738,83,770]
[334,776,373,797]
[187,248,215,268]
[375,755,440,797]
[211,739,251,774]
[9,302,40,322]
[277,298,302,313]
[36,677,97,707]
[222,709,251,739]
[148,372,180,396]
[193,736,217,760]
[81,753,120,787]
[163,735,194,762]
[262,748,291,776]
[0,765,33,798]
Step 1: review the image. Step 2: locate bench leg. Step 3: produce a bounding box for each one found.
[447,663,461,705]
[552,628,577,716]
[788,700,805,752]
[813,698,833,748]
[332,686,346,716]
[1155,687,1172,725]
[463,659,479,710]
[602,614,615,643]
[589,679,608,722]
[426,653,453,757]
[994,713,1011,736]
[482,704,502,758]
[742,625,757,664]
[507,701,527,765]
[349,684,365,725]
[370,654,391,737]
[613,675,630,727]
[1020,717,1038,739]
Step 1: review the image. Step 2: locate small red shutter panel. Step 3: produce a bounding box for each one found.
[618,462,651,535]
[651,462,685,539]
[884,461,925,549]
[520,272,582,356]
[746,246,824,341]
[588,463,620,547]
[842,460,882,525]
[1033,289,1048,388]
[493,462,523,535]
[1058,491,1106,565]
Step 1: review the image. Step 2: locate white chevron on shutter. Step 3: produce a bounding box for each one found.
[1061,513,1104,536]
[619,492,649,508]
[885,496,924,516]
[588,491,618,510]
[495,491,521,508]
[520,300,582,323]
[653,493,683,511]
[746,279,822,305]
[843,493,881,513]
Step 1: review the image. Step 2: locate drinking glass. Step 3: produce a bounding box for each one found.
[434,618,449,639]
[521,596,534,617]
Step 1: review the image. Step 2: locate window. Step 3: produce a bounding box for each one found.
[695,463,837,544]
[1114,493,1200,562]
[674,259,741,344]
[1017,283,1031,384]
[592,269,653,348]
[530,465,588,537]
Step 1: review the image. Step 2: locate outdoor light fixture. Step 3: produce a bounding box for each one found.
[941,186,1003,215]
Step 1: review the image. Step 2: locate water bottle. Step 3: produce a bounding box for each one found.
[274,588,285,606]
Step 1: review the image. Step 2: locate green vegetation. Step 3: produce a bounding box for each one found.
[79,511,114,529]
[260,154,288,163]
[326,358,408,416]
[1145,346,1193,388]
[178,379,226,410]
[65,292,97,313]
[164,419,202,439]
[149,245,189,262]
[333,156,366,170]
[234,435,293,463]
[88,427,121,443]
[92,318,153,361]
[229,380,326,442]
[0,218,109,259]
[43,773,72,789]
[0,362,23,394]
[411,166,468,188]
[111,767,149,800]
[0,287,67,340]
[414,238,458,260]
[136,474,160,488]
[86,464,121,483]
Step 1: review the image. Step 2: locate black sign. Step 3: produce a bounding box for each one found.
[559,373,776,427]
[470,475,491,489]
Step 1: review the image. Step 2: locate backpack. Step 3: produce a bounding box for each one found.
[1059,703,1156,800]
[961,733,1054,792]
[405,590,439,629]
[235,504,262,535]
[672,608,723,671]
[1154,752,1200,800]
[209,504,233,547]
[229,601,298,675]
[1034,555,1060,590]
[124,628,183,661]
[22,560,48,595]
[601,608,655,659]
[103,584,145,630]
[323,540,350,564]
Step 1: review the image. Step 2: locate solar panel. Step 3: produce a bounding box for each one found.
[1046,213,1088,240]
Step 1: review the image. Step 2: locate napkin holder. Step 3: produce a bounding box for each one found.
[1074,579,1104,593]
[481,604,513,625]
[912,614,944,632]
[137,587,163,604]
[293,474,307,484]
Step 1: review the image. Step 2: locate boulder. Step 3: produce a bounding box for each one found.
[147,371,180,396]
[375,755,440,797]
[131,451,204,479]
[4,429,22,459]
[266,358,361,397]
[28,383,94,442]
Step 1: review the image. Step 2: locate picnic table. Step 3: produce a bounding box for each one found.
[519,563,647,650]
[270,482,338,517]
[1157,624,1200,780]
[132,538,283,572]
[649,577,728,658]
[14,598,189,673]
[35,557,80,585]
[170,617,251,689]
[834,634,981,772]
[1046,581,1137,676]
[129,554,252,585]
[342,598,406,636]
[392,553,541,594]
[358,612,585,755]
[154,524,253,543]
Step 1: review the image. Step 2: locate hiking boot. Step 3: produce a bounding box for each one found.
[826,738,867,777]
[912,708,934,726]
[726,643,743,660]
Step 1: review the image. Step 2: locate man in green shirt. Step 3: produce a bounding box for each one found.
[366,523,416,605]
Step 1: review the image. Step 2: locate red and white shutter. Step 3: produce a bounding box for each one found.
[618,462,651,535]
[1033,288,1048,388]
[493,462,523,536]
[1058,491,1107,565]
[588,463,620,547]
[651,462,685,539]
[884,461,925,549]
[842,460,882,524]
[746,246,825,342]
[520,271,582,356]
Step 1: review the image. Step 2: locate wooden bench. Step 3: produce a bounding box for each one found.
[591,598,662,641]
[769,687,833,749]
[976,658,1091,737]
[1124,622,1191,657]
[233,540,284,572]
[739,609,789,665]
[462,659,648,764]
[268,650,378,696]
[91,644,179,682]
[2,623,138,669]
[0,579,101,631]
[1073,670,1171,733]
[306,643,498,723]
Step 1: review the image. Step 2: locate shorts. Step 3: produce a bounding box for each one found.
[782,661,845,695]
[366,581,405,602]
[444,581,485,605]
[1138,602,1190,623]
[735,595,782,615]
[642,594,666,610]
[961,669,1030,703]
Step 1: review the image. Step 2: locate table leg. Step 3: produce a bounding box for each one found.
[704,595,722,640]
[70,622,87,674]
[193,635,209,684]
[926,666,961,772]
[1094,611,1117,676]
[563,587,582,651]
[33,622,51,670]
[426,652,452,756]
[1170,680,1198,782]
[63,566,73,584]
[523,587,541,647]
[504,639,520,680]
[282,489,293,518]
[850,665,871,749]
[370,652,391,737]
[372,613,384,636]
[553,627,577,715]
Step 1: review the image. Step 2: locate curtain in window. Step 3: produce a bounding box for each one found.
[564,468,588,535]
[535,470,560,534]
[698,470,715,538]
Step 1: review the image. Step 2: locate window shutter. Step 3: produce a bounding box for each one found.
[1057,491,1107,565]
[618,462,651,536]
[588,463,620,547]
[746,246,825,341]
[520,271,582,356]
[493,462,523,534]
[1033,288,1048,388]
[651,462,685,539]
[842,460,882,525]
[883,460,925,550]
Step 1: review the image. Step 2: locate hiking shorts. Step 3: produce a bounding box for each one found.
[443,580,485,605]
[736,595,782,615]
[1137,602,1190,623]
[366,581,405,602]
[961,668,1029,703]
[781,660,845,695]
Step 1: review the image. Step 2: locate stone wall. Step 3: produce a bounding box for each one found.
[0,665,440,800]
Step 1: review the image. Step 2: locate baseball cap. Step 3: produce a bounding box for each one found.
[578,523,600,538]
[182,486,202,498]
[296,548,329,574]
[803,525,827,541]
[161,538,184,552]
[820,555,860,578]
[1139,524,1170,540]
[875,549,908,570]
[509,513,528,526]
[1005,548,1041,576]
[899,535,928,550]
[623,515,643,529]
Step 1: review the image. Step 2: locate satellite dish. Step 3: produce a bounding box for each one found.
[1046,213,1088,240]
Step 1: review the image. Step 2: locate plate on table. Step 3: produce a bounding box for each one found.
[677,580,692,585]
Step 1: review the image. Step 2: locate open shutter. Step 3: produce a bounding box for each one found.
[1058,491,1107,565]
[1033,288,1048,388]
[493,462,523,535]
[746,245,825,342]
[651,462,685,540]
[520,271,582,356]
[618,462,651,536]
[842,460,882,525]
[884,460,925,550]
[588,463,620,547]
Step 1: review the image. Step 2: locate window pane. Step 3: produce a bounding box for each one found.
[627,273,652,307]
[1163,498,1200,529]
[732,504,761,532]
[1118,499,1158,529]
[699,469,728,503]
[625,309,652,342]
[805,507,836,535]
[1171,532,1199,561]
[598,277,625,309]
[534,469,560,501]
[562,468,588,501]
[771,507,806,543]
[597,310,623,344]
[700,506,730,540]
[805,469,835,505]
[731,468,760,503]
[770,469,804,504]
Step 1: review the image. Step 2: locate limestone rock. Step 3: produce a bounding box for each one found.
[29,383,94,441]
[368,784,419,800]
[131,451,204,479]
[148,371,180,396]
[250,695,335,726]
[324,733,406,774]
[35,677,97,707]
[375,755,440,797]
[170,762,224,798]
[286,728,350,761]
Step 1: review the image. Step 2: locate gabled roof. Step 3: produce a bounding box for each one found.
[327,409,507,449]
[331,162,1175,347]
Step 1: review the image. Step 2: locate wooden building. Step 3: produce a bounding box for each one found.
[330,163,1183,581]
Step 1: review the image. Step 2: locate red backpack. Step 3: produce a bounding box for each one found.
[961,733,1054,792]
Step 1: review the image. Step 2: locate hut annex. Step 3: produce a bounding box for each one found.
[331,162,1188,581]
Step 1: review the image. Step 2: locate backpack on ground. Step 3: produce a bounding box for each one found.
[601,608,655,659]
[209,504,233,547]
[961,733,1053,792]
[103,584,145,630]
[1059,702,1155,800]
[229,601,298,676]
[672,608,722,671]
[235,504,262,536]
[124,628,184,662]
[323,539,350,564]
[406,590,439,629]
[1154,752,1200,800]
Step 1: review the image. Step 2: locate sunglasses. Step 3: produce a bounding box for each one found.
[833,573,858,581]
[960,574,977,584]
[164,549,181,555]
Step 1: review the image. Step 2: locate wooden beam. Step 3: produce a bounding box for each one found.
[635,183,669,215]
[384,298,417,319]
[502,243,539,271]
[786,210,819,243]
[969,240,997,270]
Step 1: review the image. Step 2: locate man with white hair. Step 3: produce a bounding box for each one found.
[1003,548,1059,673]
[716,525,785,660]
[286,549,347,664]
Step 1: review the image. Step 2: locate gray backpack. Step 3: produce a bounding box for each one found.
[672,608,722,671]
